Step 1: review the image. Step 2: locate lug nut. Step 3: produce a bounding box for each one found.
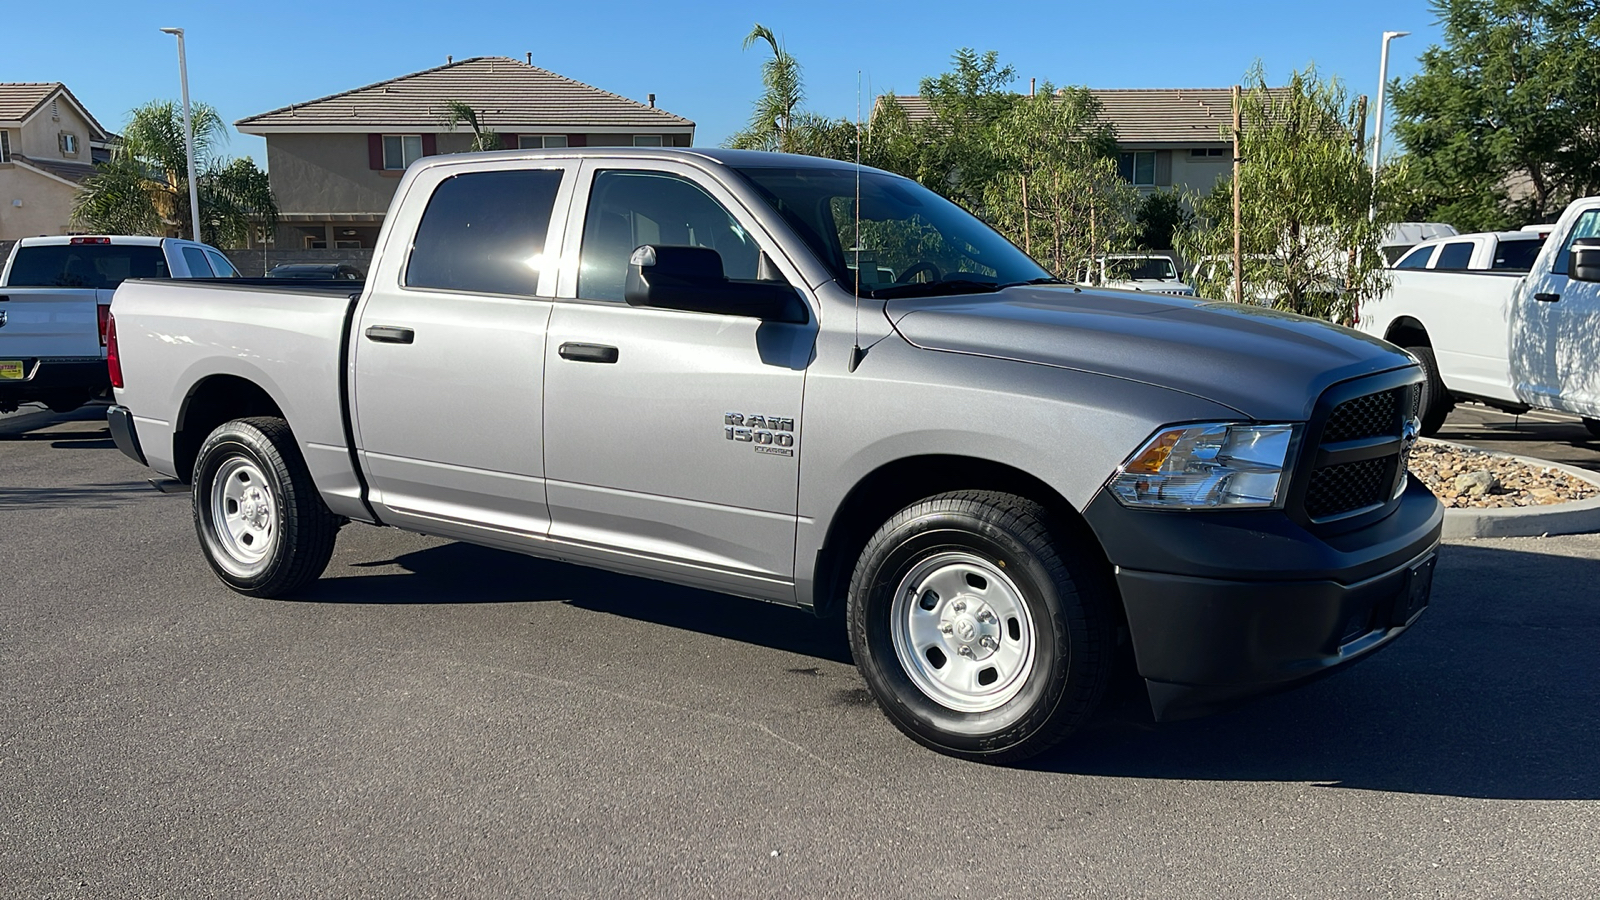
[957,646,974,658]
[953,600,967,613]
[979,636,997,650]
[939,623,954,634]
[977,610,995,623]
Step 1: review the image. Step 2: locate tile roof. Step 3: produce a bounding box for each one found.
[237,57,693,131]
[13,154,97,184]
[0,82,111,138]
[880,88,1296,145]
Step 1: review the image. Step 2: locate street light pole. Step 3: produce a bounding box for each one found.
[160,27,203,243]
[1370,29,1410,220]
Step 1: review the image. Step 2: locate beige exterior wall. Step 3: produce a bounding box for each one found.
[16,99,95,163]
[0,165,80,239]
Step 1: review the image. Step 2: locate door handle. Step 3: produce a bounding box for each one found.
[364,325,415,344]
[558,342,619,363]
[1534,292,1561,302]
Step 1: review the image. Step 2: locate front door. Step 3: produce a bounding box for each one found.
[1516,205,1600,415]
[351,162,570,542]
[541,162,816,599]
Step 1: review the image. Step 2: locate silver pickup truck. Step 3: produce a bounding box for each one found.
[107,148,1442,762]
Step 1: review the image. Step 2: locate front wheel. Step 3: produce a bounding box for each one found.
[192,417,340,597]
[847,491,1112,763]
[1405,345,1453,436]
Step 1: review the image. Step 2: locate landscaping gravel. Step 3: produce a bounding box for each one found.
[1408,440,1599,509]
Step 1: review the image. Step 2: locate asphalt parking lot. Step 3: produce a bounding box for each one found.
[3,406,1599,899]
[1438,402,1600,473]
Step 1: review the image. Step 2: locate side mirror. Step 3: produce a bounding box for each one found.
[1569,237,1600,284]
[624,245,808,324]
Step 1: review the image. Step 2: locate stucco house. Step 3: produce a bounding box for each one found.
[0,83,115,240]
[236,56,695,250]
[882,88,1285,200]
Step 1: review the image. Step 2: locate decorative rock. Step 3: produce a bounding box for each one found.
[1410,441,1598,509]
[1453,470,1500,497]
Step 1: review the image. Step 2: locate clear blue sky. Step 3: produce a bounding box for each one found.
[5,0,1444,167]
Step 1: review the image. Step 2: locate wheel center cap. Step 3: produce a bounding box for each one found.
[954,616,978,643]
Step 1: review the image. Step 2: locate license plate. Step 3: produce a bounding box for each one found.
[0,360,24,381]
[1395,553,1435,625]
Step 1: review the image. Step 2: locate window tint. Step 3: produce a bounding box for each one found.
[578,170,760,302]
[405,168,563,296]
[1433,241,1474,270]
[1553,210,1600,275]
[204,250,238,277]
[1394,245,1434,269]
[5,244,169,289]
[1492,238,1545,270]
[181,246,214,276]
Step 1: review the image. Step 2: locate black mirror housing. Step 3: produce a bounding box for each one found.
[625,245,808,324]
[1569,237,1600,284]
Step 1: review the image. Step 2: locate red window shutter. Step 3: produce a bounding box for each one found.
[368,134,383,169]
[567,134,587,148]
[421,134,437,156]
[500,133,518,150]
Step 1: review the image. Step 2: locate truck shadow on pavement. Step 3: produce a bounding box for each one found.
[305,536,1596,800]
[303,540,853,664]
[1046,541,1600,800]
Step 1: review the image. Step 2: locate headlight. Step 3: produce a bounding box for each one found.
[1109,423,1297,509]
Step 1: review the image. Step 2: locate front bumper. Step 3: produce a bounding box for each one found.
[1084,479,1443,721]
[0,356,109,402]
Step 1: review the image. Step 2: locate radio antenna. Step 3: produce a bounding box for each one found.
[848,69,866,373]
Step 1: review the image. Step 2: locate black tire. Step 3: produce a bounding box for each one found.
[1405,345,1453,436]
[846,491,1112,763]
[1584,417,1600,439]
[191,417,340,598]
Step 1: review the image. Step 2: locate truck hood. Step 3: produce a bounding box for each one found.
[887,285,1414,421]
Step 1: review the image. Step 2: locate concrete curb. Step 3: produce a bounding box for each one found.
[1428,439,1600,538]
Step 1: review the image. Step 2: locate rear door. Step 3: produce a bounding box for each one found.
[350,160,573,542]
[540,160,816,598]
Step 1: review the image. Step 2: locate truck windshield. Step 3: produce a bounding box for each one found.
[733,165,1052,298]
[1108,257,1177,281]
[6,244,169,289]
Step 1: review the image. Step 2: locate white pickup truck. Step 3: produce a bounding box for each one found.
[1359,197,1600,435]
[0,235,235,412]
[1389,229,1548,273]
[1074,254,1196,296]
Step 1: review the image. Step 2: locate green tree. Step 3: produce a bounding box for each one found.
[1179,67,1399,322]
[729,25,838,153]
[73,100,276,248]
[1389,0,1600,230]
[440,100,504,152]
[1135,190,1194,251]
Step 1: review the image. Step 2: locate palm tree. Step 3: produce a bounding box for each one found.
[728,25,806,153]
[440,100,503,152]
[72,100,276,248]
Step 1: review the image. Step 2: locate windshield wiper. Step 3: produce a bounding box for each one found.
[997,277,1067,288]
[867,278,1005,300]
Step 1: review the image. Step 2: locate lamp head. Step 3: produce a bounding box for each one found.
[1384,30,1411,40]
[160,27,183,36]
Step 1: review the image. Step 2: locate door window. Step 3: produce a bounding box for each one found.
[181,246,214,276]
[204,250,238,277]
[405,168,563,297]
[1433,241,1475,270]
[577,170,761,302]
[1553,210,1600,275]
[1394,245,1434,269]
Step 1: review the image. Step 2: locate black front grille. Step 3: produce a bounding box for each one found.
[1323,389,1401,443]
[1304,457,1392,519]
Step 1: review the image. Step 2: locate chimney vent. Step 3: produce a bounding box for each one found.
[648,93,656,108]
[447,55,453,64]
[526,52,532,65]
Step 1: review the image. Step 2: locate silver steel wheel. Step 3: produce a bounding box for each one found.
[890,551,1037,713]
[207,456,278,576]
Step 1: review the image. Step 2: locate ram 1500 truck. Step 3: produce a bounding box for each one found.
[107,148,1441,762]
[1360,197,1600,436]
[0,235,236,412]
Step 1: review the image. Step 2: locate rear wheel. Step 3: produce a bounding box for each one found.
[847,491,1112,763]
[1406,345,1453,436]
[1584,417,1600,439]
[192,417,340,597]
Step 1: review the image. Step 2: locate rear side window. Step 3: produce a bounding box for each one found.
[1394,245,1433,269]
[182,246,215,276]
[1492,238,1545,270]
[5,244,169,289]
[1433,242,1475,270]
[406,168,563,296]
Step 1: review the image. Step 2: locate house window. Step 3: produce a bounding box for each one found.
[0,130,10,163]
[382,135,424,170]
[517,135,569,149]
[59,132,79,156]
[1189,147,1226,158]
[1118,151,1156,186]
[632,135,664,147]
